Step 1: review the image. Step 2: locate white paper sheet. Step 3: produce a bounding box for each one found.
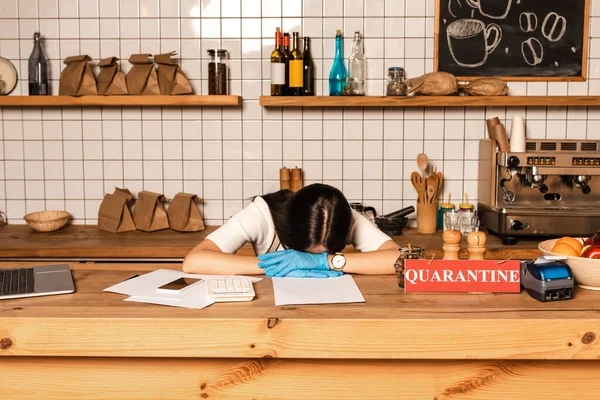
[272,275,365,306]
[104,269,263,310]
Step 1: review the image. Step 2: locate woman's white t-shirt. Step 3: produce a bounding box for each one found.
[206,196,392,255]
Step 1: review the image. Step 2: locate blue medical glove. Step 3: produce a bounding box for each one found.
[283,270,343,278]
[258,249,330,277]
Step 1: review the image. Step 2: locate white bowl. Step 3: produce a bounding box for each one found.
[538,238,600,290]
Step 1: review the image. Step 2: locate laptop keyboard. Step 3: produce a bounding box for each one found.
[0,268,35,295]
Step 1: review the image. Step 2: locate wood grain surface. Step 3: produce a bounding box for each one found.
[1,262,599,360]
[2,357,600,399]
[259,95,600,107]
[0,95,242,107]
[0,225,543,260]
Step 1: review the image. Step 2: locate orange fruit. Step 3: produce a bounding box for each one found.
[556,237,583,253]
[552,242,580,257]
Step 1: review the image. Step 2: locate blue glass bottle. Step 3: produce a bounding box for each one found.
[329,30,348,96]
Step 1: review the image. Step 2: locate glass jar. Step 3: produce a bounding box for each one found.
[386,67,406,96]
[0,210,6,227]
[207,49,228,95]
[393,245,425,288]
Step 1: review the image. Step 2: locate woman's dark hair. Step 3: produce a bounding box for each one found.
[261,183,353,253]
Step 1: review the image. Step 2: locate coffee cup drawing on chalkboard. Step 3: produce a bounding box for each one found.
[466,0,512,20]
[447,19,502,68]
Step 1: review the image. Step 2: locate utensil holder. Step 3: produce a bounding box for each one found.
[417,202,437,234]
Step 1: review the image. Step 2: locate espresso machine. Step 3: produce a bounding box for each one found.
[477,139,600,244]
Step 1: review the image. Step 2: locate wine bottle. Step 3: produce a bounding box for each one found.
[282,33,290,95]
[348,31,366,95]
[329,30,348,96]
[288,32,303,96]
[270,28,286,96]
[28,32,49,95]
[302,37,315,96]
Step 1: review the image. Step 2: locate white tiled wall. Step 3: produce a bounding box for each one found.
[1,0,600,225]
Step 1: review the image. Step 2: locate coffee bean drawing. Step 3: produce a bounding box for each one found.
[519,12,538,33]
[521,37,544,66]
[542,12,567,42]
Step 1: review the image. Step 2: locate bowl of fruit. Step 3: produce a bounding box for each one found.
[538,231,600,290]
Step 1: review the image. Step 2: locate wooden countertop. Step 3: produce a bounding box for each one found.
[0,225,543,260]
[1,261,599,360]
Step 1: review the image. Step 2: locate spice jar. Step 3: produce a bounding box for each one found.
[393,244,425,288]
[207,49,228,95]
[386,67,407,96]
[437,193,455,230]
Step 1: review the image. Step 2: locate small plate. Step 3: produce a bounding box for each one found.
[0,57,18,95]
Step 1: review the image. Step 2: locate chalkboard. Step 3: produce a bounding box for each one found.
[434,0,589,81]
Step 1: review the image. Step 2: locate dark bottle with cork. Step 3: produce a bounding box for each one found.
[302,37,315,96]
[28,32,49,95]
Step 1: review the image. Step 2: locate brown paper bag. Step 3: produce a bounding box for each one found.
[97,188,136,233]
[126,54,160,95]
[133,191,169,232]
[167,193,205,232]
[59,55,97,96]
[155,51,193,95]
[97,57,128,95]
[460,78,508,96]
[407,72,458,96]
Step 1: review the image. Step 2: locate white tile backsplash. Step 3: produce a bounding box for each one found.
[1,0,600,223]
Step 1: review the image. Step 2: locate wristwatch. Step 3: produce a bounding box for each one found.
[330,252,346,271]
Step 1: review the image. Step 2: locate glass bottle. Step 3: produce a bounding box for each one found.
[386,67,407,96]
[347,30,365,95]
[207,49,228,95]
[393,244,425,289]
[282,33,291,95]
[288,32,303,96]
[28,32,49,96]
[329,30,348,96]
[302,37,315,96]
[270,28,286,96]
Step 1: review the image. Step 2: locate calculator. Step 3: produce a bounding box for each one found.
[207,277,256,302]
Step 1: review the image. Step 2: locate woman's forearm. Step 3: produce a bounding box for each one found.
[182,240,263,275]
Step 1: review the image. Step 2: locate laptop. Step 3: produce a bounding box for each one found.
[0,264,75,300]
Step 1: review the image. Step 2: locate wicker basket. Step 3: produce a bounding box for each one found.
[23,210,71,232]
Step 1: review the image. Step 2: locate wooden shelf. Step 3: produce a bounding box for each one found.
[259,95,600,107]
[0,95,241,107]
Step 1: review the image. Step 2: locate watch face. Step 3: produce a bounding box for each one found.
[333,255,345,268]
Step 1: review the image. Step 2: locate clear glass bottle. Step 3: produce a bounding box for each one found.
[207,49,228,95]
[28,32,49,96]
[386,67,406,96]
[394,245,425,289]
[329,30,348,96]
[348,31,365,95]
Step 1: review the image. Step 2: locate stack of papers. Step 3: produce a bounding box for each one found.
[104,269,261,309]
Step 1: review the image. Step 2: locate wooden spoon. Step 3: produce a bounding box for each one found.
[436,171,443,197]
[411,171,425,203]
[416,153,428,178]
[427,173,438,203]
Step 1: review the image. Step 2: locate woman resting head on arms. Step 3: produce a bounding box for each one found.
[183,183,400,278]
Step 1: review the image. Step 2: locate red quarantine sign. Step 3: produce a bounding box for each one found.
[404,260,521,293]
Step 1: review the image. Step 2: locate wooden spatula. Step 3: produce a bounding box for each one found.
[411,171,425,203]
